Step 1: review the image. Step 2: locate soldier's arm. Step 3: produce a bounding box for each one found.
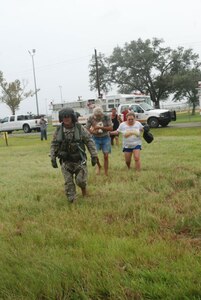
[50,129,60,159]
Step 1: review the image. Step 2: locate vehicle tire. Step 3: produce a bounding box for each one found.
[147,117,159,128]
[23,124,31,133]
[160,121,169,127]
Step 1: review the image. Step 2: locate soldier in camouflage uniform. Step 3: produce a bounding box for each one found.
[50,108,98,203]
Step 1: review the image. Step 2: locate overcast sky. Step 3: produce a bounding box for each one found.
[0,0,201,117]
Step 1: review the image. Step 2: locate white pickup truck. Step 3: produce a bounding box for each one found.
[0,114,46,133]
[118,102,176,128]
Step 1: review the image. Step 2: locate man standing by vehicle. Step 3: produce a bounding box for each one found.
[85,106,113,176]
[39,116,47,140]
[50,108,98,203]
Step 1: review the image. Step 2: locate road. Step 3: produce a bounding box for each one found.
[3,122,201,137]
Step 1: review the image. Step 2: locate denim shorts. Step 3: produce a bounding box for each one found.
[123,145,142,152]
[93,136,111,153]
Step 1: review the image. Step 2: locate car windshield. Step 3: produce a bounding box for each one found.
[140,102,154,111]
[1,117,9,123]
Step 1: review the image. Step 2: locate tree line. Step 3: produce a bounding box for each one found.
[89,38,201,114]
[1,38,201,115]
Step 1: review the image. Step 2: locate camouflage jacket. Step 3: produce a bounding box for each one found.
[50,123,97,162]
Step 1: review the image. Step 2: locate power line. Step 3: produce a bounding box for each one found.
[5,39,201,78]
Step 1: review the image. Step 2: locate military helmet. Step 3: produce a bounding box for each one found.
[59,108,77,123]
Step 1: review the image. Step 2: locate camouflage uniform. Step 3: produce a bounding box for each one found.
[50,123,97,202]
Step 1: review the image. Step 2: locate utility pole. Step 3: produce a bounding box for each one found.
[59,85,63,102]
[94,49,101,98]
[28,49,39,115]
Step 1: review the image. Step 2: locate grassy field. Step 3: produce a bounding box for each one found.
[175,111,201,123]
[0,127,201,299]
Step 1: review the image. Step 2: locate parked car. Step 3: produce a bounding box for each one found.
[0,114,48,133]
[117,103,176,128]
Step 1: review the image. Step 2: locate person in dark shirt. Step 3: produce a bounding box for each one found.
[110,108,121,146]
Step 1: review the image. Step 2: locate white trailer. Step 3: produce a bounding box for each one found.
[51,99,102,126]
[51,94,153,126]
[101,94,152,112]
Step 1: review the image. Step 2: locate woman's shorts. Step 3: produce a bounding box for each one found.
[93,136,111,153]
[123,145,142,152]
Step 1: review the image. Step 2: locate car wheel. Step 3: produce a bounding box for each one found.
[147,117,159,128]
[160,121,169,127]
[23,124,31,133]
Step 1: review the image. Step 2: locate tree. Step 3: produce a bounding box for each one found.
[172,69,201,115]
[0,71,33,115]
[89,38,201,108]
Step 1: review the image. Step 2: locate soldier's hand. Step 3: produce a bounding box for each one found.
[91,157,97,167]
[51,158,58,168]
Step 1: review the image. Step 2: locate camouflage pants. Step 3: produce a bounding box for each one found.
[61,161,88,202]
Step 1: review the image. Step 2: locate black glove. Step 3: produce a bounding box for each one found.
[91,157,97,167]
[51,158,58,168]
[143,124,150,133]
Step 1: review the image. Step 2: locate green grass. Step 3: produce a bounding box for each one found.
[4,111,201,137]
[0,128,201,299]
[175,111,201,123]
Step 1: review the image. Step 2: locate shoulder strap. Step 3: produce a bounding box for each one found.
[74,123,82,141]
[74,123,86,162]
[55,125,63,142]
